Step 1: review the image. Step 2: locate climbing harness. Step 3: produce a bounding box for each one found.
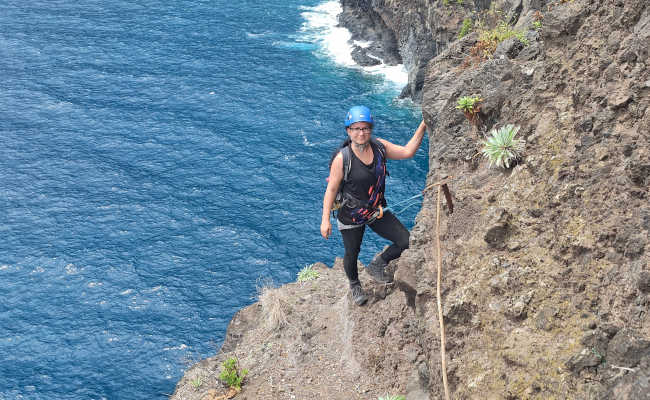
[364,176,455,223]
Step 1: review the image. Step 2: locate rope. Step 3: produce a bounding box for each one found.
[389,192,424,209]
[394,200,422,215]
[422,178,452,400]
[423,176,453,193]
[384,176,455,217]
[376,177,454,400]
[370,193,423,220]
[435,183,451,400]
[355,176,456,222]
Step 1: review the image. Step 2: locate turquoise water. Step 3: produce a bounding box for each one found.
[0,0,427,398]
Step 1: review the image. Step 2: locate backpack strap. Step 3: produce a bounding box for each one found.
[341,145,352,183]
[331,145,352,215]
[370,137,386,159]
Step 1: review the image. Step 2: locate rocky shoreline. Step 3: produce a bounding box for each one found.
[172,0,649,398]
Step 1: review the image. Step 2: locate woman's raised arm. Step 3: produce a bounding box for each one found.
[377,120,427,160]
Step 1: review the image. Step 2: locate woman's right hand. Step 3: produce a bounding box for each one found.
[320,219,332,239]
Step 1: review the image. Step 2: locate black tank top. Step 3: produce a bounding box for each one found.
[337,145,380,225]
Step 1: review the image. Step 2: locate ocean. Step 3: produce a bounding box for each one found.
[0,0,427,398]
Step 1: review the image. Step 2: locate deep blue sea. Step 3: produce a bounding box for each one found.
[0,1,427,398]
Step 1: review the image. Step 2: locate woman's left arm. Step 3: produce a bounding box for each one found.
[377,120,427,160]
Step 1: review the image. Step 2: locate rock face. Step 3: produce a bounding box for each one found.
[173,0,649,399]
[339,0,458,100]
[412,0,649,397]
[338,0,402,67]
[338,0,547,101]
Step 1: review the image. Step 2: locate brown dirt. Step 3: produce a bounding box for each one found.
[171,260,432,400]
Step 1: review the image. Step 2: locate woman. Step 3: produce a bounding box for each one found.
[321,105,427,305]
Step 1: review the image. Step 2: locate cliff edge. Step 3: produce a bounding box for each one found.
[173,0,649,398]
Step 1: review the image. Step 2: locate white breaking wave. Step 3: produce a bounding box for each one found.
[298,1,408,87]
[353,40,372,49]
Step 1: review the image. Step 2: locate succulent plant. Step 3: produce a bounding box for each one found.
[481,124,525,168]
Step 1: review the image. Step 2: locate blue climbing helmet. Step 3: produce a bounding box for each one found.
[344,105,374,127]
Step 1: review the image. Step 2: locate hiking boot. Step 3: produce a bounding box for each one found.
[350,283,367,306]
[366,254,393,283]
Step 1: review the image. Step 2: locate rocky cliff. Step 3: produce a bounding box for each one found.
[339,0,532,100]
[172,0,649,398]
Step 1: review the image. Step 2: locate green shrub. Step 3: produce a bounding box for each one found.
[456,95,482,114]
[378,396,406,400]
[219,357,248,390]
[532,20,542,30]
[297,265,320,282]
[481,124,525,168]
[190,376,202,390]
[480,21,528,45]
[458,18,473,38]
[470,21,528,59]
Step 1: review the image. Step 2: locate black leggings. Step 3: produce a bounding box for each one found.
[340,210,409,286]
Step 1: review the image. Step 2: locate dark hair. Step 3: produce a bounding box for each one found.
[328,138,352,169]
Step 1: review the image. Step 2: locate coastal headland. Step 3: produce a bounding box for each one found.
[173,0,649,398]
